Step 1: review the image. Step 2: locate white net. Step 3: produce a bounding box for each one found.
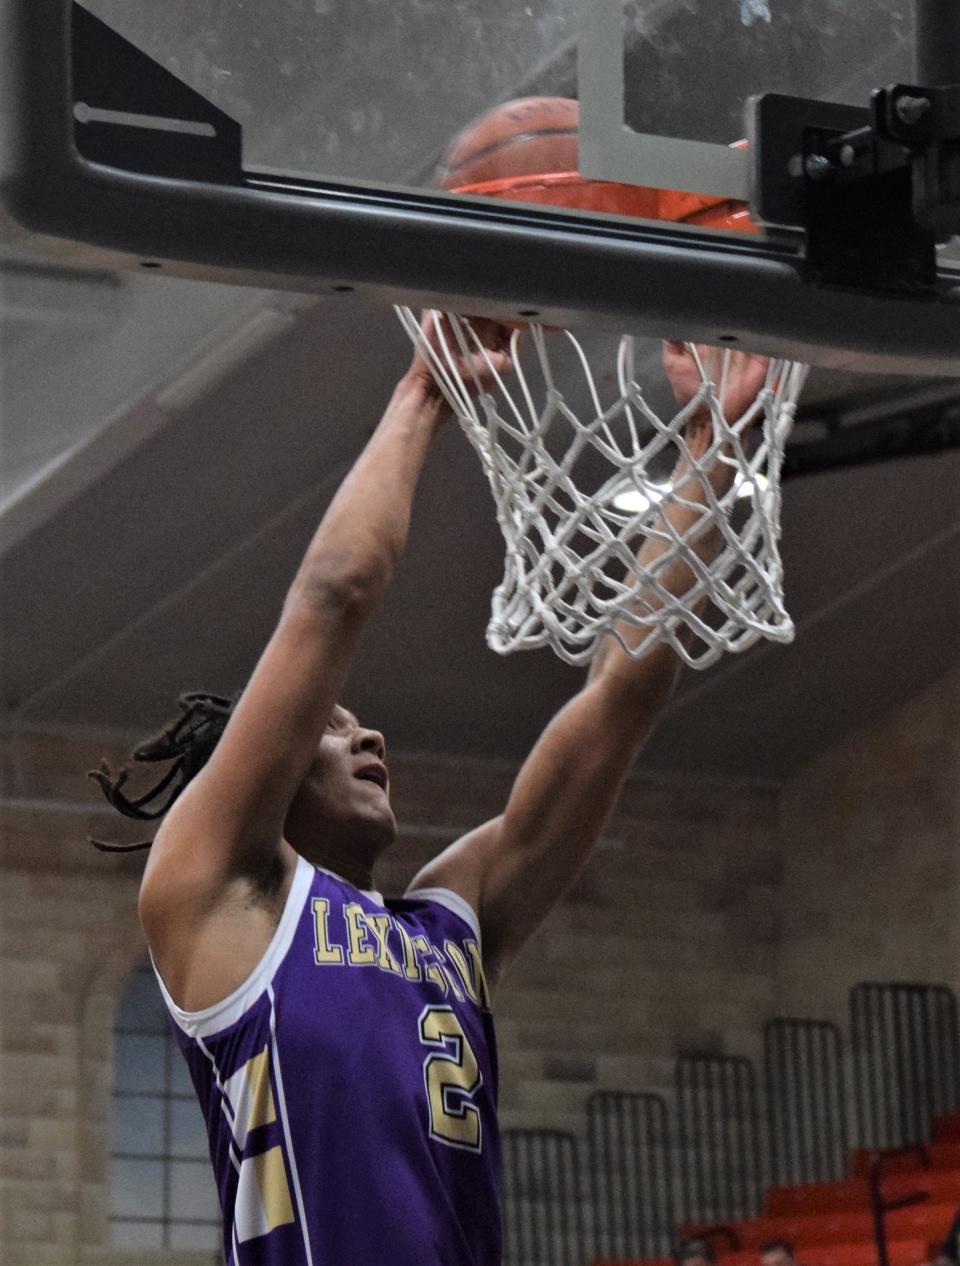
[396,308,809,669]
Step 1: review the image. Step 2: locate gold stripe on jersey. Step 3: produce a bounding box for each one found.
[254,1146,295,1230]
[223,1046,277,1145]
[235,1145,296,1243]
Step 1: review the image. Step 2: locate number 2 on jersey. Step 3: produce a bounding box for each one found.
[419,1005,483,1151]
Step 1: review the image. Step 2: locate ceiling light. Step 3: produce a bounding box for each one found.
[736,472,770,501]
[612,483,670,515]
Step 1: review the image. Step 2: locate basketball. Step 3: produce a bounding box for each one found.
[437,97,580,191]
[437,97,665,222]
[437,97,756,232]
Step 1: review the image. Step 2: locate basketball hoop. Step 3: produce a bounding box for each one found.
[399,105,808,670]
[397,309,808,669]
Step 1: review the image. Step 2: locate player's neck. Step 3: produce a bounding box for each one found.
[293,829,391,894]
[321,855,376,892]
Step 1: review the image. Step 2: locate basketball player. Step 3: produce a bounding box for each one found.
[94,320,769,1265]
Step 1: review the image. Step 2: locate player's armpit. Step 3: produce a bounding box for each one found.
[138,579,388,1009]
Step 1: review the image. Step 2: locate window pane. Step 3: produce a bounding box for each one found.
[171,1054,195,1097]
[114,1034,165,1093]
[112,965,223,1248]
[112,1094,165,1156]
[110,1219,164,1250]
[117,970,167,1033]
[170,1160,221,1221]
[171,1098,209,1159]
[170,1220,223,1251]
[110,1157,164,1219]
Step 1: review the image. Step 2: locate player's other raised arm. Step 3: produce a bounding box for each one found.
[409,343,770,985]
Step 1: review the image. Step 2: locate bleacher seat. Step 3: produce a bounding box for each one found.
[591,1241,929,1266]
[934,1114,960,1143]
[592,1112,960,1266]
[852,1141,960,1177]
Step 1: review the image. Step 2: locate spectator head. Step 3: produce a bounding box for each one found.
[675,1240,717,1266]
[760,1241,797,1266]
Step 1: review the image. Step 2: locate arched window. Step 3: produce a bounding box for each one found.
[110,962,221,1252]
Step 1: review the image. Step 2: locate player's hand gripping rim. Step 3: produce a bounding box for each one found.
[662,339,771,497]
[404,311,514,419]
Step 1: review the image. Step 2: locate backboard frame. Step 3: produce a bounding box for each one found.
[6,0,960,375]
[578,0,749,200]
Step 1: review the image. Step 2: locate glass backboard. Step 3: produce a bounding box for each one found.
[77,0,915,227]
[8,0,960,374]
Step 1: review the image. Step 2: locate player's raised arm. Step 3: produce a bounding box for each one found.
[589,342,772,677]
[122,317,511,999]
[407,342,770,986]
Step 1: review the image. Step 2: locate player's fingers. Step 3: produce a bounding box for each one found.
[661,339,690,363]
[465,317,511,353]
[474,319,514,356]
[469,348,512,383]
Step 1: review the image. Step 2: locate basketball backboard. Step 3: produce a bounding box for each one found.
[6,0,960,372]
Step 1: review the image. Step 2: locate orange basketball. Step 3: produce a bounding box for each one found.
[438,96,757,233]
[438,97,660,218]
[437,97,580,190]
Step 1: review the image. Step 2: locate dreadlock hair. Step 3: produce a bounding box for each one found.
[88,691,237,853]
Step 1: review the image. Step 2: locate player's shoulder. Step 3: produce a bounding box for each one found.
[391,885,482,943]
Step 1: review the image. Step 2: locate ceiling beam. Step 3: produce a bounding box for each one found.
[0,298,301,554]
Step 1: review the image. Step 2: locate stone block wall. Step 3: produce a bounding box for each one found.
[777,667,960,1023]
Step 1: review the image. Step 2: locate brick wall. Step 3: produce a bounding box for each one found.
[0,723,779,1265]
[776,667,960,1023]
[0,729,155,1266]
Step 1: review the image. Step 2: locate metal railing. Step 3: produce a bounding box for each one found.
[501,1128,585,1266]
[498,983,960,1262]
[764,1017,849,1185]
[586,1090,674,1259]
[676,1054,762,1226]
[868,1144,931,1266]
[851,983,960,1147]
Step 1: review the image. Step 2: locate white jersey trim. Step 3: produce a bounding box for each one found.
[150,853,315,1040]
[405,887,482,943]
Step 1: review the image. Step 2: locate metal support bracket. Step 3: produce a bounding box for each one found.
[750,92,938,296]
[71,2,241,183]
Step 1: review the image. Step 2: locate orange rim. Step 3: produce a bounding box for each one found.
[450,146,756,235]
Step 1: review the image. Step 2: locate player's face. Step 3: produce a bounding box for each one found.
[285,705,396,862]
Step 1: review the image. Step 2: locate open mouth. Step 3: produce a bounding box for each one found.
[355,764,388,791]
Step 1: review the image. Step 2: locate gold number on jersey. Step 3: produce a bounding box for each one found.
[418,1006,483,1152]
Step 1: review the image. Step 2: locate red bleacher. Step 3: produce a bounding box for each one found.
[592,1113,960,1266]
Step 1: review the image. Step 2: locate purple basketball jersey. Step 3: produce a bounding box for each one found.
[153,856,501,1265]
